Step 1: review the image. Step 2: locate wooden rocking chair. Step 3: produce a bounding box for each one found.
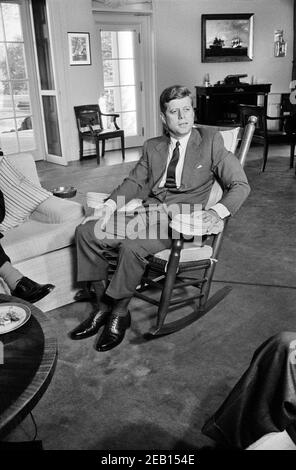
[133,116,257,338]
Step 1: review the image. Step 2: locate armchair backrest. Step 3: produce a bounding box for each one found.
[74,104,103,134]
[197,116,257,209]
[196,115,257,167]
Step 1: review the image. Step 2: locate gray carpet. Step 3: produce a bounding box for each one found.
[5,154,296,450]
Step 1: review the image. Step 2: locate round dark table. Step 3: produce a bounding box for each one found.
[0,294,58,439]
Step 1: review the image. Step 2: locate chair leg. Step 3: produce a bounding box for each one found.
[79,137,83,159]
[290,140,295,169]
[121,134,125,160]
[95,139,101,165]
[147,239,183,337]
[102,139,105,157]
[261,141,269,172]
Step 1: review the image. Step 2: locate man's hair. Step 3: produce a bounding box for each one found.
[159,85,193,113]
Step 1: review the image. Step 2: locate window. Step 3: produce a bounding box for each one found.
[0,1,35,154]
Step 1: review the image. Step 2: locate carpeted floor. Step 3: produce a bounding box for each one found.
[4,152,296,450]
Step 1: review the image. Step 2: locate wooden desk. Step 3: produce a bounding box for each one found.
[195,84,271,126]
[0,294,57,439]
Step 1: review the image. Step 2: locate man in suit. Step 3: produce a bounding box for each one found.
[0,189,55,303]
[70,85,250,351]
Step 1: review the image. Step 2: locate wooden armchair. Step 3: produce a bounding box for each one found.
[239,93,296,172]
[74,104,125,164]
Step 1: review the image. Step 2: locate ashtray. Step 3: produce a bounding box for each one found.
[52,186,77,198]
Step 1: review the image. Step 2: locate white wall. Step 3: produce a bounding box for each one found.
[49,0,294,160]
[153,0,293,108]
[48,0,103,163]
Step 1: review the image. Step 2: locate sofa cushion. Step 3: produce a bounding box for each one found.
[1,218,81,264]
[0,156,51,232]
[7,153,41,186]
[30,195,84,224]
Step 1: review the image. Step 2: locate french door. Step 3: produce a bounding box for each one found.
[0,0,44,159]
[96,14,154,149]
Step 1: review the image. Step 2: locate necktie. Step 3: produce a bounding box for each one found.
[165,141,180,189]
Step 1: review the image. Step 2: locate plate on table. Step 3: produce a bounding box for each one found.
[0,303,31,335]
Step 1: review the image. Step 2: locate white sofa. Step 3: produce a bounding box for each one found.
[0,153,84,312]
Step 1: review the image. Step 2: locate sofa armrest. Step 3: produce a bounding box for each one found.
[30,195,84,224]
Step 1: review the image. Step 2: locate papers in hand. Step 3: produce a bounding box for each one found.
[170,211,223,236]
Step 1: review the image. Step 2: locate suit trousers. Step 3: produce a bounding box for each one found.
[202,332,296,449]
[75,209,172,299]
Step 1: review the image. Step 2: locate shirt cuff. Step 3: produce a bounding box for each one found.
[209,203,230,219]
[104,198,117,213]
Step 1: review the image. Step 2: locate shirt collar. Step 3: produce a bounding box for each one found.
[170,130,192,149]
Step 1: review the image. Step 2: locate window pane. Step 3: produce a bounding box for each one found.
[120,85,136,112]
[102,88,115,113]
[0,44,8,80]
[42,96,62,156]
[119,59,135,86]
[18,128,35,152]
[2,3,22,42]
[118,32,134,59]
[0,7,4,41]
[16,117,35,152]
[13,80,31,116]
[0,82,13,117]
[103,59,118,86]
[101,31,112,59]
[0,118,17,154]
[121,111,137,136]
[7,43,27,79]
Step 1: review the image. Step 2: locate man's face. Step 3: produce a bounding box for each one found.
[161,96,194,139]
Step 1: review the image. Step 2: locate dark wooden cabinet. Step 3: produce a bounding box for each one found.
[195,84,271,126]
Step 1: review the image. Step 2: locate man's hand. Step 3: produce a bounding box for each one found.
[82,204,114,230]
[201,209,223,234]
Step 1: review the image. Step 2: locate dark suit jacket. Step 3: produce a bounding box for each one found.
[109,128,250,216]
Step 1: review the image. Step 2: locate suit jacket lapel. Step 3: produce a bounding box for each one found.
[151,136,170,186]
[181,129,203,186]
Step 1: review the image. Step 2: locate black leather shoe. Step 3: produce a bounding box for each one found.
[12,277,55,304]
[69,308,111,340]
[95,311,131,352]
[74,288,96,302]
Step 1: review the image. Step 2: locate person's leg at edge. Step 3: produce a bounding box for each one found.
[202,332,296,449]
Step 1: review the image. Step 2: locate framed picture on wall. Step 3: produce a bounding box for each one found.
[68,32,91,65]
[201,14,254,62]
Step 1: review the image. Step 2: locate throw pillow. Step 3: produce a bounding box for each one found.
[0,155,51,232]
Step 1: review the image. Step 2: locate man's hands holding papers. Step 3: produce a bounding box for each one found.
[170,209,224,236]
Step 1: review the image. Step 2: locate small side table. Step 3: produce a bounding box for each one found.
[0,294,58,439]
